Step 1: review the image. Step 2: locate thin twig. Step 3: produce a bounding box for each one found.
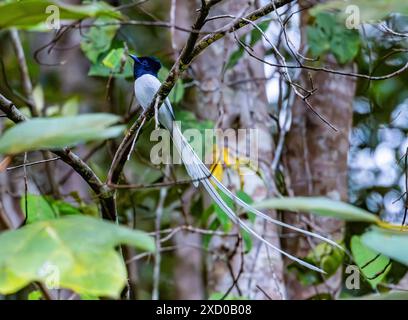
[9,29,37,115]
[6,157,61,171]
[152,175,168,300]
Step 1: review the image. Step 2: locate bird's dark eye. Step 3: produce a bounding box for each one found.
[142,60,148,66]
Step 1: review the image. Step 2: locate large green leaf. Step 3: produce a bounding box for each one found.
[80,17,119,64]
[311,0,408,23]
[254,197,379,223]
[21,194,89,224]
[0,216,154,297]
[88,48,133,78]
[350,236,391,288]
[21,194,57,224]
[0,0,122,29]
[361,228,408,266]
[307,12,360,64]
[0,113,124,155]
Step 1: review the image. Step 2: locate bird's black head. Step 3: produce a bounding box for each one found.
[129,55,162,79]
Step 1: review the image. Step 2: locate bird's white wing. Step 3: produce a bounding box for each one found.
[134,74,175,128]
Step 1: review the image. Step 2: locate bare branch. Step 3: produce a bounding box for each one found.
[9,29,37,116]
[0,93,116,220]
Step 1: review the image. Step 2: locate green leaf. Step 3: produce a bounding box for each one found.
[289,241,344,286]
[225,48,244,70]
[207,189,254,252]
[351,236,391,288]
[202,215,220,249]
[28,290,43,300]
[81,18,119,64]
[21,194,57,224]
[0,0,122,29]
[61,97,79,116]
[307,25,331,57]
[80,293,100,300]
[102,48,124,69]
[52,200,81,216]
[330,26,361,64]
[88,48,134,78]
[235,190,255,252]
[307,12,360,64]
[311,0,408,23]
[236,190,255,222]
[0,215,154,297]
[214,191,234,231]
[32,85,45,113]
[21,194,96,224]
[90,48,133,78]
[249,19,272,46]
[254,197,379,223]
[361,228,408,266]
[0,114,125,155]
[240,227,252,253]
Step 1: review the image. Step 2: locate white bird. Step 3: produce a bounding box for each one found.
[130,55,341,273]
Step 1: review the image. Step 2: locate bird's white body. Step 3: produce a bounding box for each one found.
[135,74,175,128]
[133,73,341,273]
[135,74,203,185]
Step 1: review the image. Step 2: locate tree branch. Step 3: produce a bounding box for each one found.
[0,93,116,221]
[108,0,293,184]
[9,28,37,116]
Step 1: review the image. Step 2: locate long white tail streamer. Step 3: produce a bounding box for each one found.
[169,122,343,273]
[135,74,341,273]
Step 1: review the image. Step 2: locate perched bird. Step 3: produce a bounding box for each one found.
[129,55,341,273]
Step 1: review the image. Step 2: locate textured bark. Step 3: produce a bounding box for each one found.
[171,0,206,300]
[173,0,286,300]
[173,232,205,299]
[282,4,355,299]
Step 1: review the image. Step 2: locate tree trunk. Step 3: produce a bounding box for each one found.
[282,5,356,299]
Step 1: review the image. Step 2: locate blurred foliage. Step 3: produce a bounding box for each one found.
[0,216,154,297]
[307,12,360,64]
[289,241,344,286]
[0,0,122,29]
[255,197,379,222]
[21,194,99,224]
[0,0,407,300]
[0,113,124,154]
[80,18,119,64]
[312,0,408,23]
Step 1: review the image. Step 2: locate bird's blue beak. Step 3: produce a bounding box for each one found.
[129,54,140,64]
